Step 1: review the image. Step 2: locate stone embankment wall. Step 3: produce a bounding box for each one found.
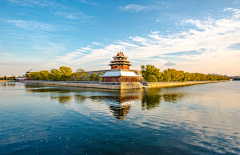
[23,80,228,89]
[23,81,143,90]
[143,81,226,88]
[0,80,15,82]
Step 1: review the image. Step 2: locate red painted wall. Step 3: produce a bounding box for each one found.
[111,65,129,69]
[102,77,139,82]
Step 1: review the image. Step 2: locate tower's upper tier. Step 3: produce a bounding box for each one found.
[109,52,132,69]
[112,51,128,59]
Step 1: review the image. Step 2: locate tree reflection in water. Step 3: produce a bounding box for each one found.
[142,94,161,110]
[50,96,72,104]
[142,89,184,110]
[74,95,87,102]
[163,94,183,103]
[1,82,16,87]
[25,84,72,104]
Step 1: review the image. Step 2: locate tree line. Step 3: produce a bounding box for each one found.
[26,66,103,81]
[25,65,230,82]
[141,65,230,82]
[0,76,16,80]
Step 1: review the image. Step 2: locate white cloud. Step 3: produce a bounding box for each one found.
[119,2,172,12]
[1,52,13,57]
[56,52,83,62]
[54,12,93,20]
[119,4,158,12]
[164,62,176,66]
[24,0,49,6]
[0,62,37,66]
[52,8,240,75]
[6,20,54,31]
[233,0,240,3]
[92,42,102,46]
[79,0,98,5]
[7,0,69,9]
[7,0,51,7]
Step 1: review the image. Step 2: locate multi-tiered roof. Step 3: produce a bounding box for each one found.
[101,52,140,82]
[109,52,132,69]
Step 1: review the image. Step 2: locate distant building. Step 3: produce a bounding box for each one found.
[229,76,240,80]
[208,73,219,76]
[26,69,35,75]
[16,69,34,81]
[220,74,228,77]
[208,73,228,77]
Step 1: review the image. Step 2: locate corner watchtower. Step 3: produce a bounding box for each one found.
[109,52,132,69]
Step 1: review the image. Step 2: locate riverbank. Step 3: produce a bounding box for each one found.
[23,80,143,90]
[143,81,227,88]
[0,80,15,82]
[22,80,229,89]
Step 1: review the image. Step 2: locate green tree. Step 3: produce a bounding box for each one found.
[97,72,104,82]
[73,69,87,81]
[90,73,97,81]
[141,65,161,82]
[163,69,172,82]
[59,66,72,81]
[39,70,50,80]
[184,72,191,81]
[49,69,62,81]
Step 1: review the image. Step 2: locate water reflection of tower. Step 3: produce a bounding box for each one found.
[105,90,142,122]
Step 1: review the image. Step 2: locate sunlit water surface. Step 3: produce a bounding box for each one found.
[0,81,240,155]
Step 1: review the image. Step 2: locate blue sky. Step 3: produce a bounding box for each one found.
[0,0,240,76]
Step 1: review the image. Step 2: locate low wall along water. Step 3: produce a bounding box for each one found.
[143,81,224,88]
[0,80,15,82]
[23,81,143,90]
[22,80,228,90]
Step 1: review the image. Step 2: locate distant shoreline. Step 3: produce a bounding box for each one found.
[0,80,15,82]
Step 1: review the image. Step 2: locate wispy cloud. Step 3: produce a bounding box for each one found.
[119,2,172,12]
[53,8,240,74]
[6,20,54,31]
[79,0,98,5]
[92,42,102,46]
[0,62,37,66]
[7,0,51,7]
[7,0,70,9]
[119,4,158,12]
[1,52,13,57]
[233,0,240,3]
[56,52,83,62]
[164,61,176,66]
[54,11,93,20]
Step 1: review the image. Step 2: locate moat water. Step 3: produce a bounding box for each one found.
[0,81,240,155]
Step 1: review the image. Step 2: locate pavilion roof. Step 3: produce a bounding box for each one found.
[101,71,140,77]
[112,52,128,58]
[26,69,35,73]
